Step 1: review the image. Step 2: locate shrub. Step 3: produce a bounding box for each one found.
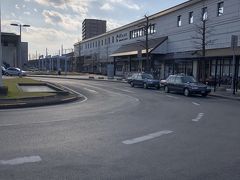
[0,86,8,96]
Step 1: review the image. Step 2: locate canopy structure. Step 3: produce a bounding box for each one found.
[110,37,168,57]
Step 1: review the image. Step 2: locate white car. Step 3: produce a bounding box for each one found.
[5,67,27,76]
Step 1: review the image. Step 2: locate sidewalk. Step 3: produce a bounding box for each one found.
[210,88,240,101]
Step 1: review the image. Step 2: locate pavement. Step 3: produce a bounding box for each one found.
[0,77,240,180]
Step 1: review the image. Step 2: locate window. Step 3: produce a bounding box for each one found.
[112,36,114,43]
[202,7,208,20]
[101,40,103,46]
[177,15,182,27]
[189,12,193,24]
[129,24,155,39]
[217,2,224,16]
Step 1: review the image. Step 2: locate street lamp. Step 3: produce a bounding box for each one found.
[10,23,30,68]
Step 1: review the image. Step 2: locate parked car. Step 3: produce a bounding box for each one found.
[127,73,138,84]
[130,73,160,89]
[164,74,211,97]
[5,67,27,76]
[1,66,6,75]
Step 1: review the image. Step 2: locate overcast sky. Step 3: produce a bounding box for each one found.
[1,0,187,58]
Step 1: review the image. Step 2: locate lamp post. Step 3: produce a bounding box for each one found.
[10,23,30,68]
[0,2,2,87]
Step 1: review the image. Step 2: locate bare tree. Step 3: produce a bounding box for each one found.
[192,17,215,81]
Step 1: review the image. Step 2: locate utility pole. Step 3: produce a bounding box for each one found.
[145,15,150,72]
[231,35,238,95]
[0,1,2,87]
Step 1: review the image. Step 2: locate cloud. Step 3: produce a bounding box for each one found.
[34,8,38,12]
[24,12,31,15]
[42,10,81,31]
[108,0,141,10]
[2,19,77,56]
[100,3,114,10]
[35,0,89,16]
[15,4,20,9]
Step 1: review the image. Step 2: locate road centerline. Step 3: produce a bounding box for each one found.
[83,88,98,94]
[166,95,179,99]
[192,102,200,106]
[0,156,42,165]
[122,130,173,145]
[192,113,204,122]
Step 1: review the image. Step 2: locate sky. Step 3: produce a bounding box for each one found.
[1,0,187,58]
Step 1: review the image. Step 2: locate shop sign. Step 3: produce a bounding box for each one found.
[116,33,128,42]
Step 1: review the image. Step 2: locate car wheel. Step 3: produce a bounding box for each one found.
[184,88,190,97]
[130,82,134,87]
[164,86,169,93]
[5,72,9,76]
[143,83,148,89]
[202,93,208,97]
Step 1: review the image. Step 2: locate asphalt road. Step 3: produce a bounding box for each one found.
[0,78,240,180]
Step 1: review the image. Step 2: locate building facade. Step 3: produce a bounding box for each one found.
[82,19,107,40]
[1,32,28,68]
[74,0,240,83]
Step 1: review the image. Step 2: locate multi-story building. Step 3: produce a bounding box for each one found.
[74,0,240,82]
[82,19,107,40]
[1,32,28,68]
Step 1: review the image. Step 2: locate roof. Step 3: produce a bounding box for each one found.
[110,36,168,57]
[75,0,202,45]
[1,32,20,44]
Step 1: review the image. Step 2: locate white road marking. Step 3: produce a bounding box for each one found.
[166,95,179,99]
[84,88,98,94]
[192,113,204,122]
[192,102,200,106]
[122,130,173,145]
[0,156,42,165]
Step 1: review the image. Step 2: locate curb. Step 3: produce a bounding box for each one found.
[0,82,82,109]
[209,93,240,101]
[0,95,81,109]
[28,75,128,84]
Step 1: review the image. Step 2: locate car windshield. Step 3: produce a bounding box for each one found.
[181,76,197,83]
[142,74,153,79]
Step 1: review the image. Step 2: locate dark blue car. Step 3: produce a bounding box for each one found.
[130,73,160,89]
[164,75,211,97]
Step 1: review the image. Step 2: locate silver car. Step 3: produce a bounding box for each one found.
[5,67,27,76]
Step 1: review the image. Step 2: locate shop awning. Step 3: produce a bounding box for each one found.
[110,36,168,57]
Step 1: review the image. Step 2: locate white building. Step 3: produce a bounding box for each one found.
[74,0,240,83]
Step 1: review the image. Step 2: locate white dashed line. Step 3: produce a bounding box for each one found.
[192,102,200,106]
[122,130,173,145]
[0,156,42,165]
[84,88,98,94]
[192,113,204,122]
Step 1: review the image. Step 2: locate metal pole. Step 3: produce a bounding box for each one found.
[0,2,2,87]
[145,15,149,72]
